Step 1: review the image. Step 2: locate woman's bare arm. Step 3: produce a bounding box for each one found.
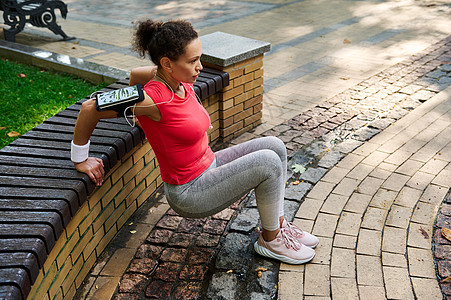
[72,89,160,186]
[129,66,157,86]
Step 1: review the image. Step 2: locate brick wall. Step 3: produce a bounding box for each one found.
[25,56,266,300]
[25,91,225,299]
[204,54,264,141]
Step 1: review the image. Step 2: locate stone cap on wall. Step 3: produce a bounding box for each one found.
[200,32,271,67]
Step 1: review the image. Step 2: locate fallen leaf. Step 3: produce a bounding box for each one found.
[226,270,233,273]
[292,180,300,185]
[73,41,79,45]
[7,131,21,137]
[291,163,306,174]
[256,267,268,279]
[17,73,26,78]
[343,38,351,44]
[442,227,451,242]
[0,127,5,130]
[340,77,350,80]
[419,227,429,239]
[441,277,451,283]
[130,230,136,234]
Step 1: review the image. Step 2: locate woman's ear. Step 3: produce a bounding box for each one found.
[160,57,172,72]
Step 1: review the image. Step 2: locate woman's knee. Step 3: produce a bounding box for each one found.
[256,149,284,177]
[260,136,287,160]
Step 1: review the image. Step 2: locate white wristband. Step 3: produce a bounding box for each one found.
[71,140,90,163]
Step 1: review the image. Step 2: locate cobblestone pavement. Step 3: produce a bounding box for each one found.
[107,36,451,300]
[2,0,451,299]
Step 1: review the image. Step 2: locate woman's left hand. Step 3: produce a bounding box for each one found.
[74,157,105,186]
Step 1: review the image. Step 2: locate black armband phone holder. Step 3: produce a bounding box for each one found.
[95,84,144,117]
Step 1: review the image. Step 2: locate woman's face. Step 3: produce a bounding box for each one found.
[170,38,203,83]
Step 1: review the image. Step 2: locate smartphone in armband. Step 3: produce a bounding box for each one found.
[95,84,144,112]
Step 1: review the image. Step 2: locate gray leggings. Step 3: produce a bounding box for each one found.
[164,136,286,231]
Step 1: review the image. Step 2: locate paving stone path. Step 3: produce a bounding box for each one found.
[108,36,451,299]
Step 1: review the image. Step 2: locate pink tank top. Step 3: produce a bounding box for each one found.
[137,81,215,185]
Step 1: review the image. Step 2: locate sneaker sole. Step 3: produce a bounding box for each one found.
[305,240,319,249]
[253,242,315,265]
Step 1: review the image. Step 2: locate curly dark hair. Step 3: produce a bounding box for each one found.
[132,19,198,66]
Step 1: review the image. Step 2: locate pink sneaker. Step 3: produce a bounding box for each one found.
[254,228,315,264]
[281,218,319,248]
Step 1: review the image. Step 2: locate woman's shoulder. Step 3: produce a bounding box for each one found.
[144,80,163,89]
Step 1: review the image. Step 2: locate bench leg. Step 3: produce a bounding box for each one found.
[3,29,16,42]
[30,2,75,41]
[2,13,27,42]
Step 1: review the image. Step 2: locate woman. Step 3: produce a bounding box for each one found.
[71,19,318,264]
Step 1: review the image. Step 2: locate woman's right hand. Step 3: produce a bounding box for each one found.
[74,157,105,186]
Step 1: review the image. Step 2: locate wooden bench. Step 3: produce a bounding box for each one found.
[0,0,74,42]
[0,68,229,300]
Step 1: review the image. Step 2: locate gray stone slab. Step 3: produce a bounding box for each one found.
[285,182,312,201]
[300,167,328,184]
[215,233,253,271]
[318,150,344,168]
[230,208,260,233]
[206,272,238,300]
[200,32,270,67]
[352,127,381,141]
[283,200,301,222]
[333,139,364,154]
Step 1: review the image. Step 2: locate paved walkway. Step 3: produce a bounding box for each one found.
[279,86,451,299]
[2,0,450,299]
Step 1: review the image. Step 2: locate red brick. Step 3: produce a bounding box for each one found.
[235,90,254,105]
[223,85,244,101]
[244,60,263,74]
[186,248,215,264]
[127,258,157,274]
[437,260,451,277]
[146,229,174,244]
[220,103,244,119]
[253,103,263,113]
[118,273,148,293]
[167,233,194,248]
[179,265,208,281]
[203,219,228,235]
[177,219,205,234]
[442,204,451,216]
[153,262,181,282]
[160,248,187,262]
[145,280,173,298]
[220,116,234,129]
[195,233,221,247]
[244,77,264,92]
[156,215,184,230]
[244,94,262,110]
[245,111,263,127]
[435,245,451,260]
[172,282,203,300]
[234,107,253,123]
[221,122,244,139]
[136,244,164,259]
[113,293,140,300]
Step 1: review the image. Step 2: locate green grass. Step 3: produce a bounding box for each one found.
[0,58,107,149]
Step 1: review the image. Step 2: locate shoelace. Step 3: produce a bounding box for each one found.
[285,221,305,238]
[279,228,302,250]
